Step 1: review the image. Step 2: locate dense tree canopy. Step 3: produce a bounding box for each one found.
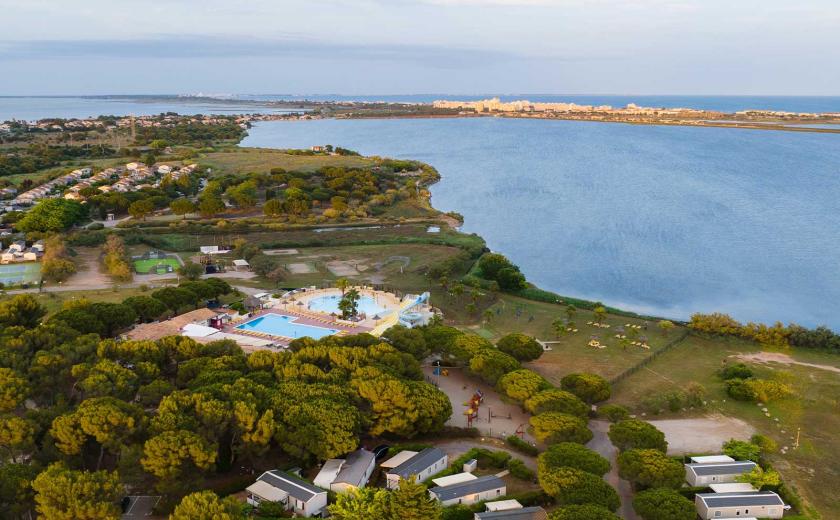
[617,449,685,489]
[538,466,620,511]
[608,420,668,453]
[530,412,593,444]
[32,463,123,520]
[560,373,611,403]
[496,333,543,361]
[538,442,611,477]
[632,488,695,520]
[524,388,589,417]
[15,199,86,232]
[170,490,245,520]
[549,504,621,520]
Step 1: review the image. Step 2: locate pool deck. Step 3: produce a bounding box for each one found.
[222,308,373,347]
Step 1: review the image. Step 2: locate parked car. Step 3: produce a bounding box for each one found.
[372,444,391,461]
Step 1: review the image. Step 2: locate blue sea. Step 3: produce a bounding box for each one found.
[2,94,840,121]
[241,118,840,329]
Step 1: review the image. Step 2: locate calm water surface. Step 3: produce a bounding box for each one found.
[242,118,840,328]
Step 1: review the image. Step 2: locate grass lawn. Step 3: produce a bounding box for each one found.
[611,333,840,517]
[201,147,374,175]
[469,293,685,383]
[133,258,181,274]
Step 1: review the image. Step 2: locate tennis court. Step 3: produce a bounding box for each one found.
[0,262,41,285]
[133,258,181,274]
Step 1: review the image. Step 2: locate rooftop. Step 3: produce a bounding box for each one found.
[334,449,375,487]
[389,448,446,479]
[475,507,548,520]
[688,461,757,476]
[429,475,505,502]
[125,308,219,341]
[257,470,325,502]
[697,491,784,508]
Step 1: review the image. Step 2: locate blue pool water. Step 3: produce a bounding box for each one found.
[307,294,389,317]
[236,313,338,339]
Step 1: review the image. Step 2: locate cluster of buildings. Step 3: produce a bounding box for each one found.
[432,98,709,117]
[1,239,44,264]
[245,447,545,519]
[7,162,198,206]
[685,455,788,519]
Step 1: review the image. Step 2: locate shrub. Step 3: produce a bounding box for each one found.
[608,420,667,453]
[538,442,610,477]
[726,378,793,402]
[722,439,761,461]
[632,488,695,520]
[497,369,551,402]
[597,404,629,423]
[538,466,619,511]
[560,373,611,403]
[750,434,778,454]
[549,504,620,520]
[507,458,535,481]
[524,389,589,418]
[497,333,543,361]
[617,449,684,489]
[506,435,539,456]
[530,413,593,444]
[720,363,754,380]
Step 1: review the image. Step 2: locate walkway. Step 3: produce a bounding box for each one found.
[587,420,638,520]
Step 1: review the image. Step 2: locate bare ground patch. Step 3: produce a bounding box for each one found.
[647,414,755,455]
[733,352,840,375]
[286,262,317,274]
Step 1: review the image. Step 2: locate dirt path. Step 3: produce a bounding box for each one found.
[588,420,638,520]
[734,352,840,374]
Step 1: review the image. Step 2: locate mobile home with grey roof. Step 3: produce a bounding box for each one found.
[695,491,785,519]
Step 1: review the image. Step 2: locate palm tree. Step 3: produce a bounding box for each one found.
[594,305,607,324]
[552,317,566,338]
[336,277,350,296]
[482,309,493,324]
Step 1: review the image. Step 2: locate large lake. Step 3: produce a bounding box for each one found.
[242,118,840,328]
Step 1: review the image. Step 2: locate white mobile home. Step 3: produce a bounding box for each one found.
[685,461,757,486]
[245,470,327,518]
[385,447,448,490]
[695,491,785,519]
[429,475,506,506]
[313,448,376,494]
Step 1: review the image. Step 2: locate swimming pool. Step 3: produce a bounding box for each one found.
[307,294,390,317]
[236,313,338,339]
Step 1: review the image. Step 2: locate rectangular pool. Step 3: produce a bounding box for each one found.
[235,313,338,340]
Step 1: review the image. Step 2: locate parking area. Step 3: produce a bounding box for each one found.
[122,496,161,518]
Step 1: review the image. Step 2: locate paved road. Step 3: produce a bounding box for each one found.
[587,420,639,520]
[432,438,538,471]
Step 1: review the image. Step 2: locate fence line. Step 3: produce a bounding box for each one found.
[609,329,690,385]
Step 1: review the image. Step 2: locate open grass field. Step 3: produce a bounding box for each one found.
[462,293,685,382]
[201,147,374,175]
[9,287,154,316]
[609,334,840,517]
[133,258,181,274]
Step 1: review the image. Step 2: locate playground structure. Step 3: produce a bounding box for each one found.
[464,389,484,428]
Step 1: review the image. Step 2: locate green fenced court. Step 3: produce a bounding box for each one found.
[0,262,41,286]
[133,258,181,274]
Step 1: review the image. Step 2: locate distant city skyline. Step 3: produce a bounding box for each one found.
[1,0,838,96]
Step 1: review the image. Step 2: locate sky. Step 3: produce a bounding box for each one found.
[1,0,839,96]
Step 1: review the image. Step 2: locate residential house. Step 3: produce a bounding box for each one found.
[429,475,506,506]
[385,448,448,490]
[695,491,785,519]
[685,461,757,486]
[245,470,328,518]
[313,449,376,493]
